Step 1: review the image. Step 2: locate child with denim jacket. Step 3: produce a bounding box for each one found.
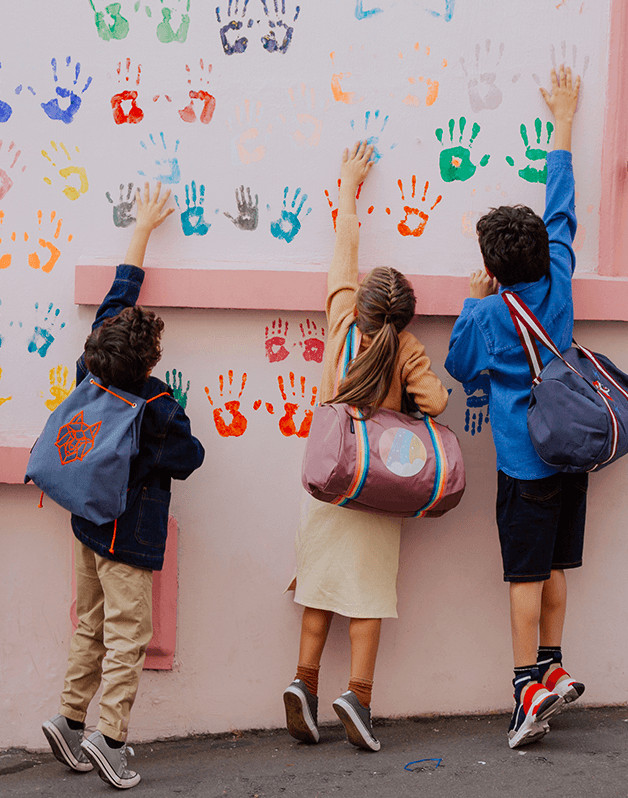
[445,67,585,749]
[42,183,204,788]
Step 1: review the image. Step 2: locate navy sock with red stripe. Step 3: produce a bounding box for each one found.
[509,665,542,733]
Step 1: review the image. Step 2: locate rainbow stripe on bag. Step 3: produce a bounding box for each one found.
[413,416,447,517]
[332,406,370,506]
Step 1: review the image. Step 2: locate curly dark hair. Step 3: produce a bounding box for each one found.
[476,205,550,286]
[84,306,164,393]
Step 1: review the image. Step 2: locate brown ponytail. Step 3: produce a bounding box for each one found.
[329,267,415,419]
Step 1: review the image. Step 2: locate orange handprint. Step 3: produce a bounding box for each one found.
[0,211,15,270]
[27,210,73,273]
[205,370,248,437]
[399,42,447,107]
[330,49,364,105]
[389,177,442,238]
[270,372,317,438]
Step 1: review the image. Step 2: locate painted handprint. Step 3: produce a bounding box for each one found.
[141,0,191,43]
[399,43,447,107]
[176,181,211,236]
[297,320,325,363]
[355,0,382,19]
[324,180,368,231]
[268,372,317,438]
[0,368,11,407]
[40,57,92,124]
[287,84,325,148]
[227,100,268,165]
[461,41,506,113]
[265,318,289,363]
[330,49,364,105]
[224,185,258,231]
[463,372,490,436]
[42,142,89,201]
[27,303,65,358]
[216,1,253,55]
[435,118,490,182]
[427,0,456,22]
[27,210,73,273]
[390,177,442,238]
[106,183,136,228]
[0,211,15,269]
[350,110,395,163]
[0,63,13,122]
[45,365,75,412]
[88,1,130,40]
[179,59,216,124]
[270,187,311,243]
[506,119,554,184]
[205,370,248,437]
[0,140,25,201]
[111,59,144,124]
[166,368,190,408]
[138,132,181,184]
[260,0,301,54]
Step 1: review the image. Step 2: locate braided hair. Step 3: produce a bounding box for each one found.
[330,267,416,419]
[84,306,164,393]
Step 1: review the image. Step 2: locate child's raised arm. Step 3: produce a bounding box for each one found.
[338,140,374,216]
[125,182,175,269]
[540,65,580,152]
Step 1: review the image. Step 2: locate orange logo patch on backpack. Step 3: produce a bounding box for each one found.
[55,411,102,465]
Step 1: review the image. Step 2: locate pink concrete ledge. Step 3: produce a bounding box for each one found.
[76,264,628,321]
[0,447,31,484]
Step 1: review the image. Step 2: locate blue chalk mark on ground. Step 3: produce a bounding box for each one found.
[270,186,311,243]
[404,758,443,772]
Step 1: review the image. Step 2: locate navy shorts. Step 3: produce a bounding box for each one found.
[496,471,588,583]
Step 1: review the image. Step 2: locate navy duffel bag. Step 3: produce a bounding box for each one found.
[503,291,628,473]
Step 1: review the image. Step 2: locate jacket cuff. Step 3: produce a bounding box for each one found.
[116,263,146,285]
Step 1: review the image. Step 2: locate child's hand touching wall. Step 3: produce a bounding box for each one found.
[125,181,175,269]
[338,140,375,215]
[539,65,581,152]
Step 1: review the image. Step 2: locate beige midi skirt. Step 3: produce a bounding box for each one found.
[291,493,402,619]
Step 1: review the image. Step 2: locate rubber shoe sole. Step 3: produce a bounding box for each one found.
[81,738,141,790]
[508,693,563,749]
[556,681,585,704]
[41,720,93,773]
[283,686,319,744]
[332,696,380,752]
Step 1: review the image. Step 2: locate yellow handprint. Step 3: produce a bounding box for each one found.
[41,141,89,201]
[0,367,12,407]
[45,364,75,412]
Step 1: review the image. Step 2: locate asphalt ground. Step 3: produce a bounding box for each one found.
[2,706,627,797]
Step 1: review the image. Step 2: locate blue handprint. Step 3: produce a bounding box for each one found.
[260,0,300,54]
[270,187,311,243]
[138,132,181,184]
[216,1,254,55]
[176,181,210,236]
[0,64,13,123]
[349,110,395,163]
[40,57,93,124]
[463,372,490,436]
[27,303,65,358]
[355,0,382,19]
[427,0,456,21]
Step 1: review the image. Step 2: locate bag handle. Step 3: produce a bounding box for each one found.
[502,291,620,471]
[333,323,362,396]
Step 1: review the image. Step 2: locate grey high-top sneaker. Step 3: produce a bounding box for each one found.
[42,714,93,772]
[283,679,320,743]
[332,690,381,752]
[81,730,141,789]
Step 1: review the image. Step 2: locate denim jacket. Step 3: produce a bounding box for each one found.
[71,264,205,570]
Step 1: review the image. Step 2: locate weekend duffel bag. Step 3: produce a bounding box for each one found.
[503,291,628,472]
[301,324,466,517]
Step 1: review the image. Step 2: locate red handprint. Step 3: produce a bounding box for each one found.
[324,179,370,231]
[390,177,442,238]
[297,319,325,363]
[178,59,216,124]
[269,372,318,438]
[111,59,144,125]
[265,318,290,363]
[205,370,248,437]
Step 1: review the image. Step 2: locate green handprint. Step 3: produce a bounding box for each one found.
[435,117,490,182]
[505,118,554,184]
[166,368,190,408]
[88,1,130,41]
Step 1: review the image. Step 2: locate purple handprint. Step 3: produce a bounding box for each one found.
[216,1,253,55]
[260,0,300,54]
[40,57,93,124]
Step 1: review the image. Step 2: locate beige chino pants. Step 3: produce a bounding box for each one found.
[59,538,153,741]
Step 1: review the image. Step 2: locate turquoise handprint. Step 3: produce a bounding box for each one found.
[270,187,311,243]
[350,110,394,163]
[138,132,181,184]
[435,117,490,182]
[176,181,210,236]
[506,119,554,184]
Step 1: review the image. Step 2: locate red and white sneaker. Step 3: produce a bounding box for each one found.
[543,666,585,705]
[507,682,564,749]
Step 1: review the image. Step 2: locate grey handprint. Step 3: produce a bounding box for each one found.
[224,185,259,231]
[106,183,136,228]
[460,40,505,113]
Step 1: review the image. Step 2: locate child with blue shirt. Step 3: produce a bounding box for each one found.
[445,66,584,749]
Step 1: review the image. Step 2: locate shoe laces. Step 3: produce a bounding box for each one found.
[120,744,135,769]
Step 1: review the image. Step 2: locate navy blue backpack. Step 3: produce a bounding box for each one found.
[503,291,628,473]
[25,374,165,525]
